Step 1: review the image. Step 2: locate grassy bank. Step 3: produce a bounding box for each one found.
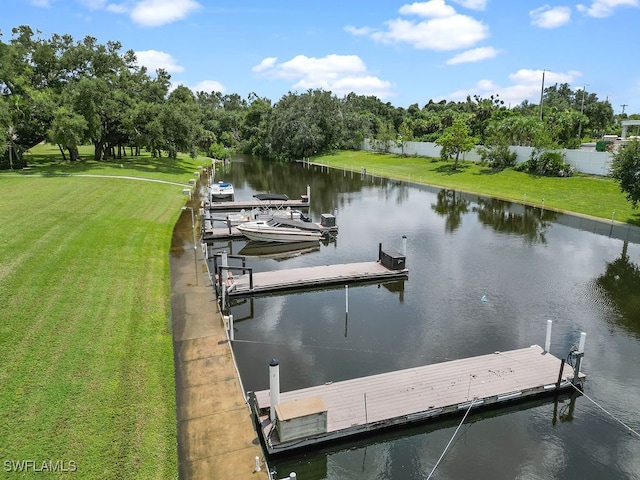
[0,145,209,478]
[314,150,640,226]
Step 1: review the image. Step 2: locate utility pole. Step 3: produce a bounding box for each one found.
[539,69,545,120]
[620,104,628,114]
[577,85,588,140]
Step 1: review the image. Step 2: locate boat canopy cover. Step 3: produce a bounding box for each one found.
[253,193,289,201]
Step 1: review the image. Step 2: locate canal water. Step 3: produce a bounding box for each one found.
[205,156,640,480]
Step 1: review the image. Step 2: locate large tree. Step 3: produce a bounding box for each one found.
[435,117,476,170]
[610,139,640,208]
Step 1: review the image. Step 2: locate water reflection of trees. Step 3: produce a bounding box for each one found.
[596,242,640,334]
[431,189,470,232]
[473,197,558,244]
[226,156,413,216]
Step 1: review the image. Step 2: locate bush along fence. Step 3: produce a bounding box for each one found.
[363,139,613,177]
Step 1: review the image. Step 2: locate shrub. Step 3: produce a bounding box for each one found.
[514,150,575,177]
[476,144,517,171]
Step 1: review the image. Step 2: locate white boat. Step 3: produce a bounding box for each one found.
[236,219,324,243]
[209,181,235,201]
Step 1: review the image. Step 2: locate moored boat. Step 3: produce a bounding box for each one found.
[209,181,235,201]
[236,219,324,243]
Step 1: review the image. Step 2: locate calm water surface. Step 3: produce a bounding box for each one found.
[205,157,640,480]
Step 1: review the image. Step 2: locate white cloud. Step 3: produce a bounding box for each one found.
[399,0,457,18]
[576,0,638,17]
[135,50,184,73]
[191,80,225,94]
[451,0,487,9]
[446,46,500,64]
[447,68,581,107]
[252,57,278,73]
[130,0,201,27]
[530,5,572,28]
[373,15,488,50]
[31,0,52,6]
[351,0,489,51]
[78,0,201,27]
[106,3,129,14]
[253,54,394,99]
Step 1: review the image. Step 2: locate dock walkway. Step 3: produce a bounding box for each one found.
[223,261,408,297]
[251,345,584,455]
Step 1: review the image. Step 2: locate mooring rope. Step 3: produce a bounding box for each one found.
[568,382,640,438]
[426,399,477,479]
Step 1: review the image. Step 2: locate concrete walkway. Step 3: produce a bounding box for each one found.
[171,203,269,479]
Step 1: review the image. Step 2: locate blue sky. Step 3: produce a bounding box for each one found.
[3,0,640,114]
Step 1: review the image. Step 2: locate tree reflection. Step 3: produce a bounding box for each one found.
[596,241,640,334]
[473,197,558,244]
[431,189,470,232]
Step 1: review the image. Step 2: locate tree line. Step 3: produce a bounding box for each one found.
[1,25,637,169]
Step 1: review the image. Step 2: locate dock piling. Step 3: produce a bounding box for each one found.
[345,285,349,314]
[402,235,407,256]
[545,319,552,352]
[573,332,587,384]
[269,359,280,422]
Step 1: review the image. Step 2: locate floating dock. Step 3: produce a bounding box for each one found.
[218,261,408,297]
[249,345,585,455]
[206,199,309,212]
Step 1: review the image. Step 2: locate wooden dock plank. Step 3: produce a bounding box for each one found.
[227,261,408,297]
[252,345,584,453]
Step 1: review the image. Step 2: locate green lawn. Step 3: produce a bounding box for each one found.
[0,145,209,479]
[314,150,640,226]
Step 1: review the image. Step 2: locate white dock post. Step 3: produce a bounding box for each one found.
[307,185,311,208]
[221,252,229,282]
[269,359,280,422]
[345,285,349,314]
[578,332,587,354]
[402,235,407,256]
[572,332,587,385]
[229,314,234,341]
[289,473,297,479]
[545,320,552,352]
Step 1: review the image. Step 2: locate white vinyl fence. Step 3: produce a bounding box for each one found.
[362,139,613,176]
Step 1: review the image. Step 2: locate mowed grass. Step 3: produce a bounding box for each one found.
[0,145,209,478]
[315,150,640,226]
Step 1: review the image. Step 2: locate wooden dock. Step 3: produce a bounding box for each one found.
[206,199,309,212]
[249,345,585,455]
[201,211,244,240]
[221,261,408,297]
